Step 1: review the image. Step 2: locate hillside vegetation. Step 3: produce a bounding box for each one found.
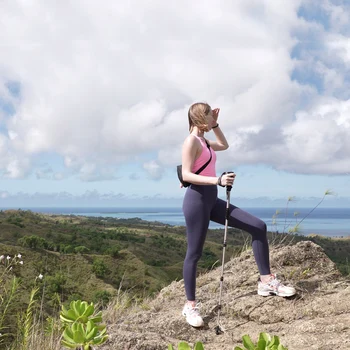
[0,209,349,347]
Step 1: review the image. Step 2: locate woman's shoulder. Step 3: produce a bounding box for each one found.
[184,134,202,145]
[183,134,203,150]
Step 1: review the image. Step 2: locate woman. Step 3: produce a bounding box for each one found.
[181,102,295,328]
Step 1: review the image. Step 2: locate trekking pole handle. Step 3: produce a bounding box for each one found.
[223,171,234,192]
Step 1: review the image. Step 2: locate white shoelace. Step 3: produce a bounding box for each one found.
[186,302,202,316]
[265,274,282,289]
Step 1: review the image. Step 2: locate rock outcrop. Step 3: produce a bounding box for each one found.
[100,241,350,349]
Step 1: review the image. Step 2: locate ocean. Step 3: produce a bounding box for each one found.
[8,206,350,238]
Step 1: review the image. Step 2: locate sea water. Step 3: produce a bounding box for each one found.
[14,206,350,238]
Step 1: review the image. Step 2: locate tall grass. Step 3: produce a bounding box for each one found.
[102,275,150,324]
[11,317,62,350]
[0,254,22,346]
[0,252,63,350]
[270,190,334,246]
[21,287,39,350]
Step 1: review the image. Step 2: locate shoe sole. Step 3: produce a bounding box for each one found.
[258,290,296,297]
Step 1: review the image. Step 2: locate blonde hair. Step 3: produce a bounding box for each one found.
[188,102,212,132]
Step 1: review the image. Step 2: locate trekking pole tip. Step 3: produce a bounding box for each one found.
[215,325,224,335]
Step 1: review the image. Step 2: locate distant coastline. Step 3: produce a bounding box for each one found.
[1,206,349,238]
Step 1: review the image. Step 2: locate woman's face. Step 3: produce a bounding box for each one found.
[204,110,215,131]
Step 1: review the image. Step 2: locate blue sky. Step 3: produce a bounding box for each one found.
[0,0,350,209]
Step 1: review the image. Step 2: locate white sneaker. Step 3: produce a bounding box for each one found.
[258,274,296,297]
[182,302,204,327]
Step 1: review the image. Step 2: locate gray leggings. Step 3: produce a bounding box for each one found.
[182,184,270,301]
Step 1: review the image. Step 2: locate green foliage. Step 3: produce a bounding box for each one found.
[0,207,348,348]
[93,290,112,307]
[60,244,75,254]
[20,287,40,350]
[168,341,204,350]
[0,254,22,340]
[18,235,49,249]
[151,234,183,249]
[6,215,25,228]
[74,246,90,254]
[0,253,46,349]
[60,300,102,325]
[106,245,120,258]
[92,259,108,278]
[147,258,167,267]
[113,230,146,243]
[46,272,67,295]
[199,247,218,269]
[60,300,108,350]
[234,332,288,350]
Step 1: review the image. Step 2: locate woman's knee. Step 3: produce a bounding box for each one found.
[248,219,267,238]
[185,250,202,264]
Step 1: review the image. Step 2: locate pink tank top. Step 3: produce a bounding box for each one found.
[191,135,217,176]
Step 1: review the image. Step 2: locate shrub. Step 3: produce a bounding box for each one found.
[46,273,67,295]
[106,245,120,258]
[18,235,49,249]
[92,259,108,278]
[93,290,112,307]
[75,246,90,254]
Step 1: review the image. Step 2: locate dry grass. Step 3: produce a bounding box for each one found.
[13,320,62,350]
[102,277,153,324]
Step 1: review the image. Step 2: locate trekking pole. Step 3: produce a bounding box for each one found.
[215,172,233,335]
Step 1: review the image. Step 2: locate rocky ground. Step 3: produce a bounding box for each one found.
[99,241,350,350]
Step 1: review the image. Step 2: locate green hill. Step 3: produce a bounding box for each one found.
[0,209,349,346]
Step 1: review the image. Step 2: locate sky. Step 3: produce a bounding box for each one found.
[0,0,350,209]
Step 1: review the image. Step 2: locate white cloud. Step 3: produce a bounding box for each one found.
[35,167,65,181]
[0,191,9,199]
[324,0,350,33]
[143,160,164,180]
[327,34,350,64]
[0,0,349,180]
[79,164,119,182]
[54,172,64,181]
[129,173,140,181]
[36,167,53,180]
[2,157,31,179]
[281,98,350,172]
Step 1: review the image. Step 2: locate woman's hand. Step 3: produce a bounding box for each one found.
[212,108,220,123]
[218,172,236,187]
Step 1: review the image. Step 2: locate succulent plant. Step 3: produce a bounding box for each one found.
[234,332,288,350]
[60,300,108,350]
[168,341,204,350]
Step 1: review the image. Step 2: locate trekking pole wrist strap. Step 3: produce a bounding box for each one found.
[217,174,225,187]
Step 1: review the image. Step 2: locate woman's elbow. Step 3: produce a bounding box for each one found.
[182,171,191,182]
[218,141,229,150]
